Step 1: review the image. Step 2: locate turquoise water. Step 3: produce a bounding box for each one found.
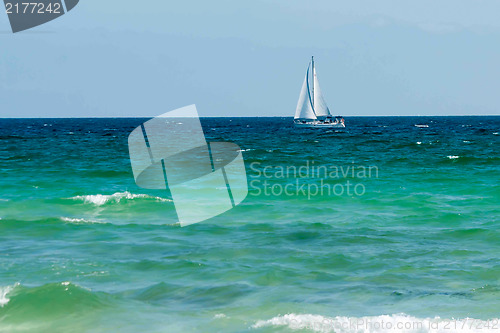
[0,117,499,332]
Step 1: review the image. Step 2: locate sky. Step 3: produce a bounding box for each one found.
[1,0,500,117]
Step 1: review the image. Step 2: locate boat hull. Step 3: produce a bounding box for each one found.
[294,122,346,128]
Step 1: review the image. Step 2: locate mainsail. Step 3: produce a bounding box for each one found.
[294,65,316,120]
[294,58,331,120]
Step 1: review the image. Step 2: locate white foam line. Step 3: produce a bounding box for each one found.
[60,217,104,224]
[70,191,172,206]
[252,313,500,333]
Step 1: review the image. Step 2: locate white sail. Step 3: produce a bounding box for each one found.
[294,66,316,120]
[293,57,345,128]
[313,67,331,119]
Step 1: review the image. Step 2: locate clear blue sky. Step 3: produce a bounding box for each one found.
[1,0,500,117]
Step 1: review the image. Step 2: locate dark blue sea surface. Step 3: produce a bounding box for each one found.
[0,116,499,332]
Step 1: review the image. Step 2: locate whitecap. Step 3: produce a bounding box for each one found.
[493,132,499,135]
[214,314,227,319]
[447,155,460,159]
[252,313,500,333]
[416,142,422,145]
[60,217,103,224]
[70,191,172,206]
[0,283,19,307]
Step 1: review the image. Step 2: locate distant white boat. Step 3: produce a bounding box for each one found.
[294,56,345,128]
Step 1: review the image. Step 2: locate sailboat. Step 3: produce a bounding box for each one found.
[294,57,345,128]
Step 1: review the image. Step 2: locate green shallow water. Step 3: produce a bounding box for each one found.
[0,117,499,332]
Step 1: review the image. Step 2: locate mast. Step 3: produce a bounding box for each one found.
[311,56,315,109]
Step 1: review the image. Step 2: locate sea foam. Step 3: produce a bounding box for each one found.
[0,283,19,307]
[59,217,102,224]
[252,313,500,333]
[70,191,172,206]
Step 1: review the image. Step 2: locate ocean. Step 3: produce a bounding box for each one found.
[0,116,499,332]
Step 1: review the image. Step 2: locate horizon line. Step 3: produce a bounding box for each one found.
[1,114,499,119]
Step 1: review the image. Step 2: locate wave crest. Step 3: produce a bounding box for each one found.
[252,313,500,332]
[59,217,102,224]
[0,283,19,307]
[70,191,172,206]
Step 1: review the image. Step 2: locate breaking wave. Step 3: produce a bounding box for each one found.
[0,283,19,307]
[59,217,102,224]
[252,313,500,332]
[69,191,172,206]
